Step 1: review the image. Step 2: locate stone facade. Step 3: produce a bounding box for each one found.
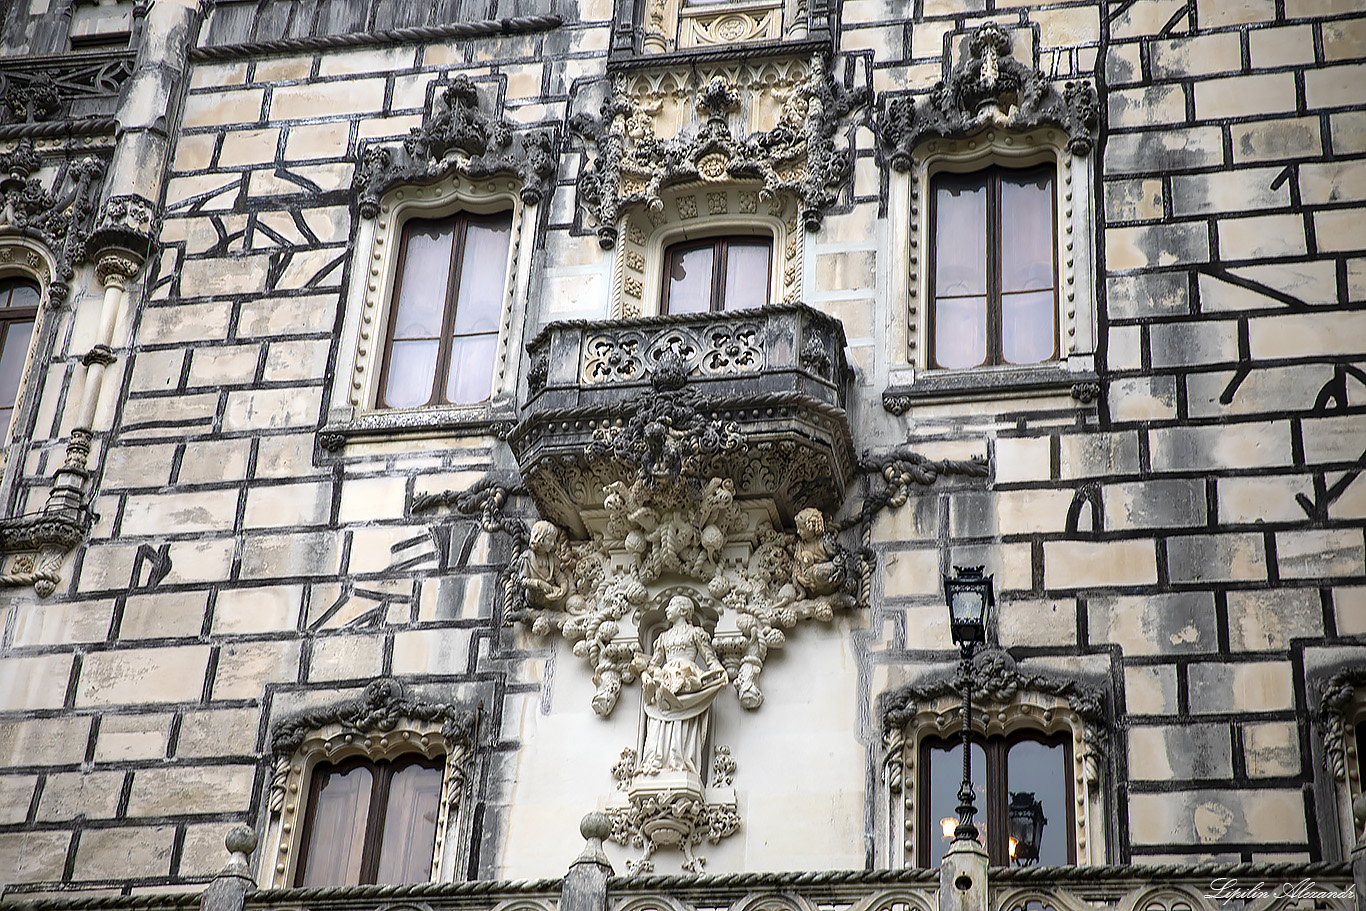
[0,0,1362,900]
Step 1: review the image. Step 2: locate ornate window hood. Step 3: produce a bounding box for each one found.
[509,302,855,534]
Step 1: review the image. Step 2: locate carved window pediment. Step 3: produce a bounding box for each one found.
[611,0,833,59]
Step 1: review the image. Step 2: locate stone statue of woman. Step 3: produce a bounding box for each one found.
[638,594,728,775]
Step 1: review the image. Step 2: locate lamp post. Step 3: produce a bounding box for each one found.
[944,566,993,844]
[1007,792,1047,866]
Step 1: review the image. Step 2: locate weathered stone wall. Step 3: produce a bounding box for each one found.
[0,0,1362,895]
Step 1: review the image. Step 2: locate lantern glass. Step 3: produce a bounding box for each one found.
[945,567,991,644]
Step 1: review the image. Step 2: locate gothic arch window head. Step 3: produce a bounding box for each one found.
[262,679,477,888]
[0,237,58,462]
[879,649,1111,868]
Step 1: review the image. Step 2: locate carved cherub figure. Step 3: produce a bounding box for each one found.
[774,508,854,617]
[517,520,570,609]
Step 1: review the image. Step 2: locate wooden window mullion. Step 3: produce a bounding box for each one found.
[359,760,394,884]
[432,218,468,407]
[711,240,727,311]
[986,173,1002,367]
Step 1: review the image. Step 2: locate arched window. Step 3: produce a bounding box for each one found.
[377,212,513,409]
[295,753,445,887]
[0,277,41,434]
[928,165,1058,370]
[662,236,771,314]
[919,731,1073,867]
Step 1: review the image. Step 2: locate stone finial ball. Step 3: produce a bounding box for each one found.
[225,824,258,855]
[580,811,612,840]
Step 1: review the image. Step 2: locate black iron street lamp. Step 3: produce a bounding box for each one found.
[944,565,994,843]
[1007,791,1047,865]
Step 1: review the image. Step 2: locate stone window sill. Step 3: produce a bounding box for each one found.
[317,404,516,451]
[882,365,1100,414]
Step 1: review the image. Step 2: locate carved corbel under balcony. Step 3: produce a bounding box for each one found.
[878,22,1098,172]
[353,74,559,217]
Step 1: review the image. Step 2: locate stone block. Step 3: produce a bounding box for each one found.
[213,584,303,635]
[253,433,324,480]
[1109,85,1185,129]
[1195,73,1297,120]
[0,775,36,824]
[94,714,173,762]
[182,88,264,127]
[1129,723,1232,780]
[1231,117,1322,163]
[1111,0,1185,38]
[1334,585,1366,633]
[189,61,248,90]
[76,646,209,706]
[179,254,272,298]
[882,548,941,597]
[1171,167,1290,217]
[1314,208,1366,253]
[239,531,340,578]
[1331,111,1366,155]
[211,640,303,700]
[310,634,385,681]
[1300,160,1366,206]
[218,127,280,167]
[271,78,387,120]
[173,132,217,172]
[0,654,74,711]
[262,339,331,382]
[1217,475,1315,523]
[73,825,176,880]
[178,822,242,877]
[1250,24,1316,67]
[997,599,1076,647]
[316,45,417,77]
[392,628,476,674]
[284,121,353,162]
[128,349,186,394]
[338,474,409,525]
[175,708,261,758]
[236,293,338,337]
[1150,422,1290,472]
[1148,318,1241,368]
[1044,539,1157,588]
[995,488,1073,535]
[1104,478,1206,529]
[1242,721,1300,777]
[1108,375,1177,421]
[126,765,255,817]
[121,489,239,536]
[36,770,124,821]
[1275,528,1364,578]
[120,590,209,640]
[999,542,1033,591]
[1109,324,1143,369]
[1125,664,1179,714]
[9,600,114,647]
[0,717,91,766]
[1168,531,1268,583]
[118,393,221,433]
[1107,271,1190,317]
[1305,62,1366,109]
[1249,311,1366,359]
[1107,222,1210,270]
[1197,0,1275,25]
[993,436,1051,483]
[1227,589,1322,649]
[0,831,71,883]
[1302,414,1366,463]
[243,479,332,529]
[1105,41,1143,85]
[187,343,262,386]
[253,56,314,82]
[1105,127,1224,175]
[345,525,432,574]
[163,538,238,586]
[1033,5,1100,46]
[1105,178,1165,222]
[223,386,322,430]
[101,442,177,489]
[1149,33,1243,78]
[1187,661,1294,712]
[1089,592,1218,655]
[176,438,252,485]
[1129,788,1305,845]
[139,301,236,344]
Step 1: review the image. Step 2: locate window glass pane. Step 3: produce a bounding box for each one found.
[445,333,497,405]
[722,241,770,310]
[451,215,512,335]
[2,280,40,310]
[0,320,34,411]
[666,244,714,314]
[924,739,987,868]
[1000,290,1055,365]
[299,763,374,887]
[1000,171,1055,293]
[392,221,455,340]
[375,760,443,884]
[1006,739,1068,866]
[384,339,440,408]
[933,295,987,369]
[934,178,987,297]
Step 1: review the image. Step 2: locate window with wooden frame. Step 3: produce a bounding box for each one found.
[662,236,771,315]
[919,731,1073,868]
[294,753,445,887]
[928,165,1057,371]
[0,277,40,435]
[377,211,512,409]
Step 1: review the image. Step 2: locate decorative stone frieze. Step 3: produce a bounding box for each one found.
[264,679,477,888]
[572,55,868,247]
[0,141,105,302]
[0,53,135,126]
[878,22,1098,170]
[353,74,559,217]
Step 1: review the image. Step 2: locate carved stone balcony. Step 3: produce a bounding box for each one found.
[509,303,855,534]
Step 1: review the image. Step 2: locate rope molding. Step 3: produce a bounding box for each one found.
[188,16,563,61]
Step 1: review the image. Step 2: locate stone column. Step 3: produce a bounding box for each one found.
[563,813,614,911]
[939,838,989,911]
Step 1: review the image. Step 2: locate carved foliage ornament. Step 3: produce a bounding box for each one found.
[0,141,106,301]
[1318,668,1366,783]
[572,55,869,247]
[0,56,134,126]
[354,75,559,217]
[879,22,1099,170]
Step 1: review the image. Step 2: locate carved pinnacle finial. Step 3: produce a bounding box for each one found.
[575,811,613,867]
[697,77,739,125]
